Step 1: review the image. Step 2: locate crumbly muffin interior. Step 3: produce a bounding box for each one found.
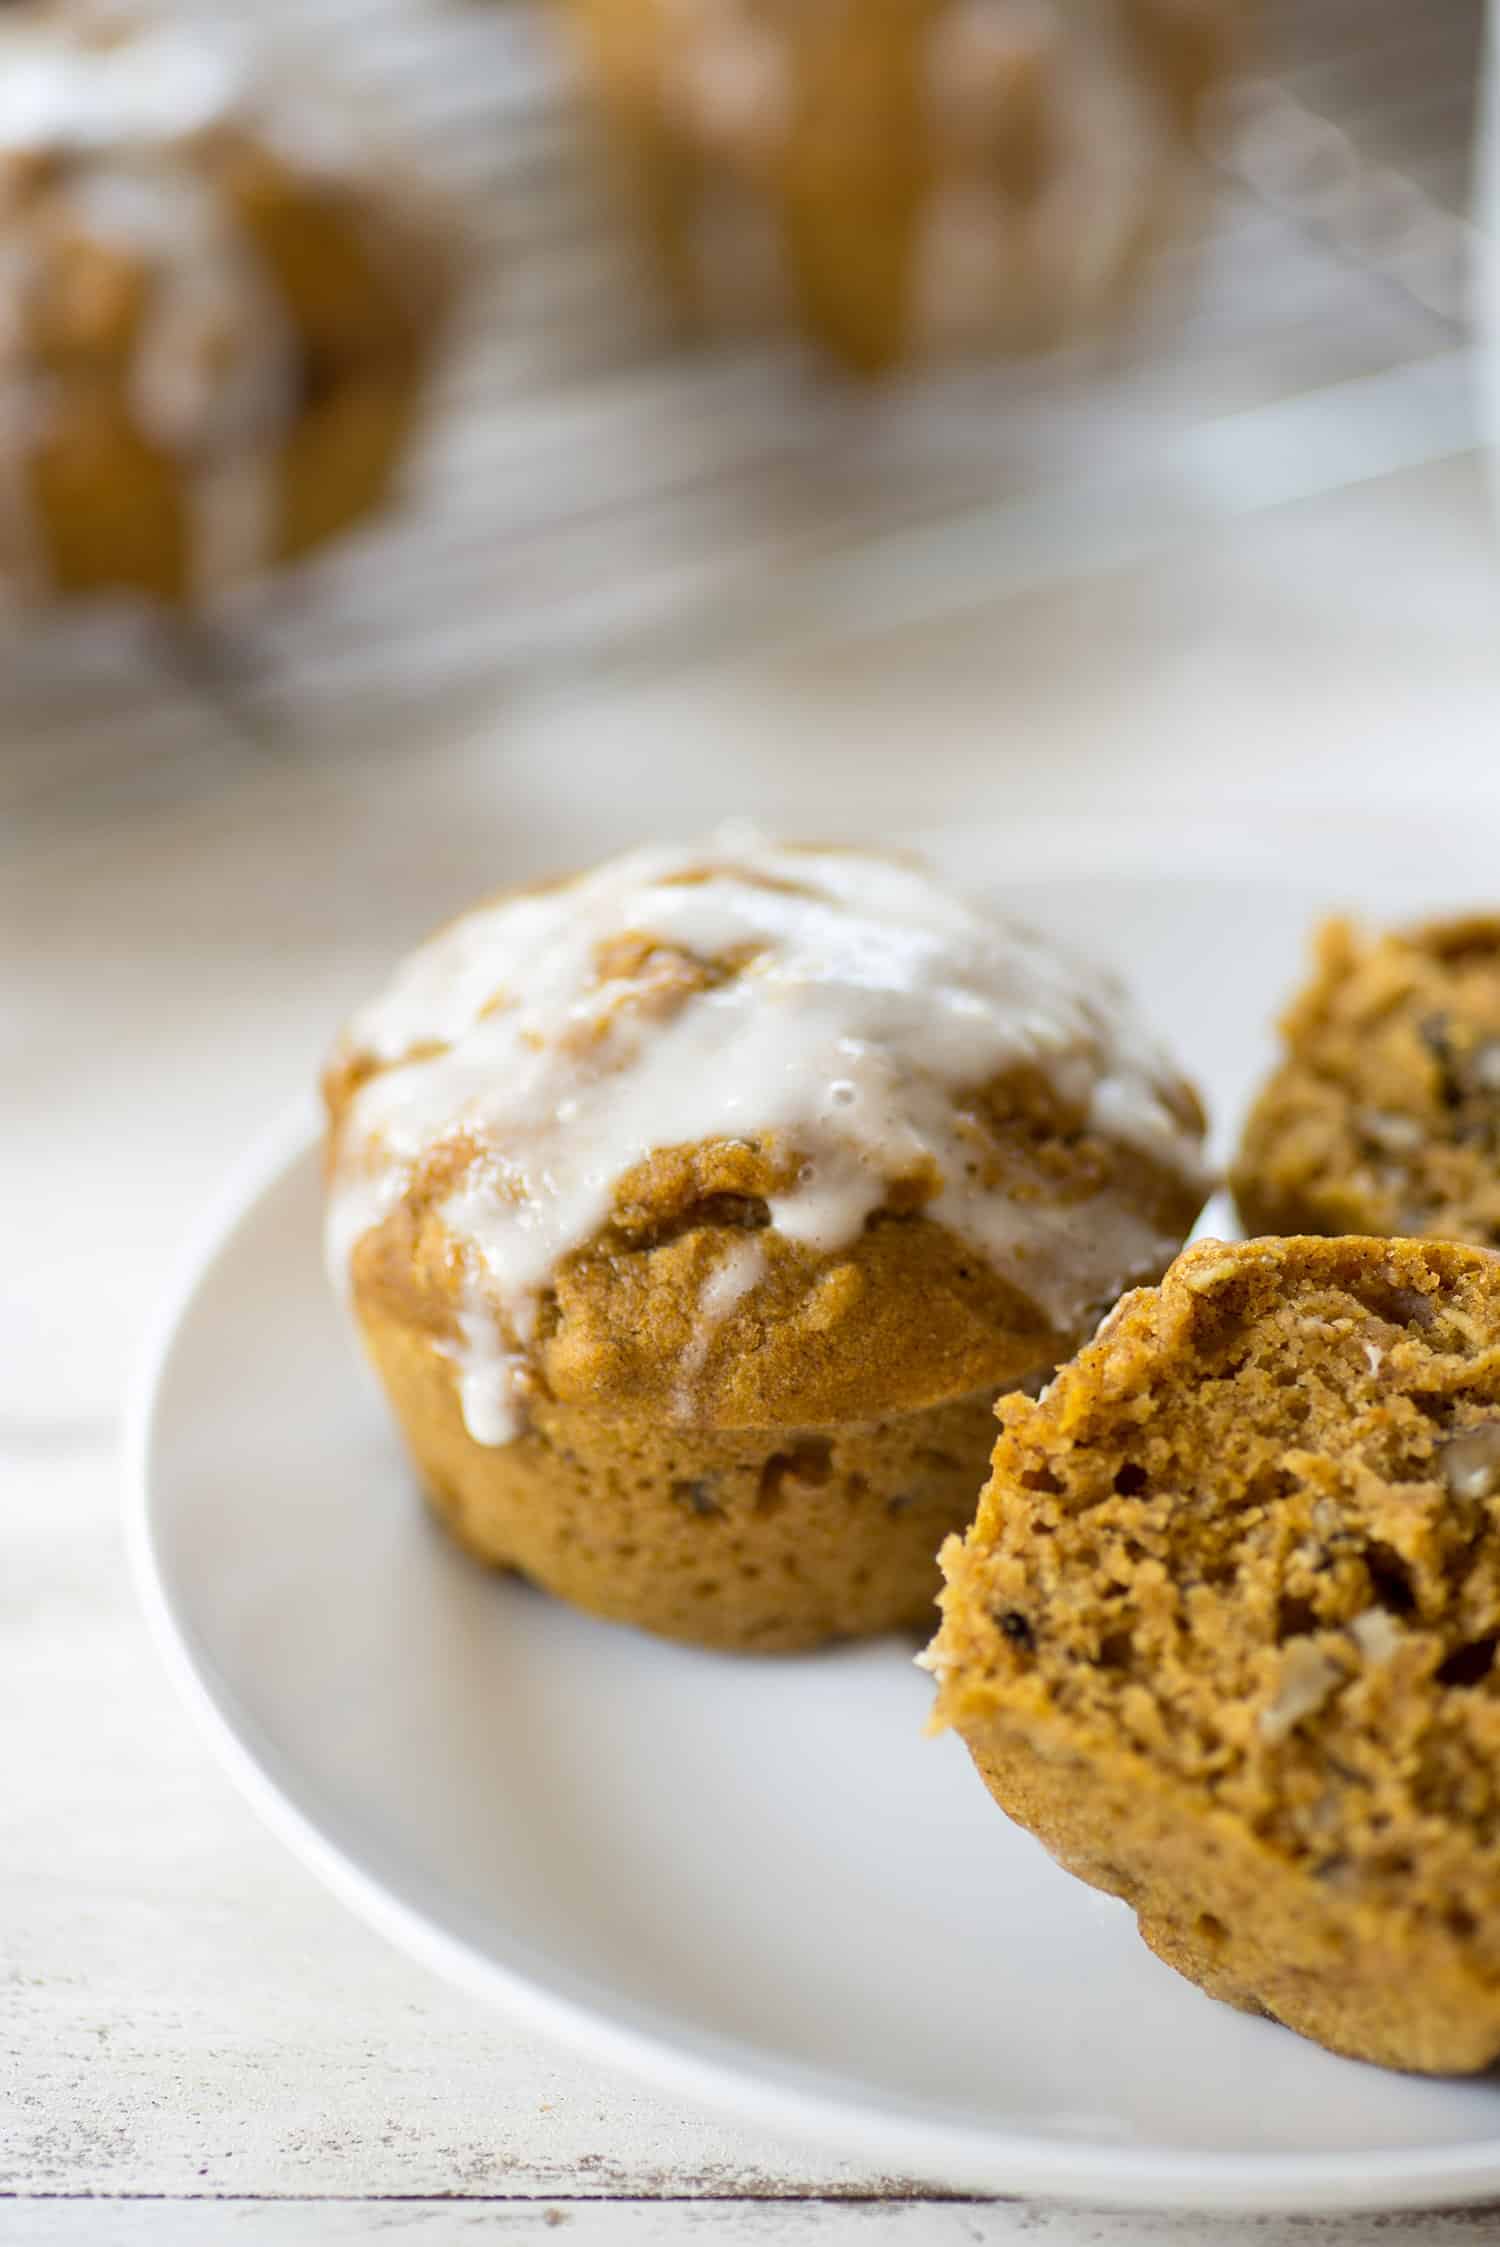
[936,1237,1500,1952]
[1234,916,1500,1247]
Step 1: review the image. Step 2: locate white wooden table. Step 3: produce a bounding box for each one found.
[8,443,1500,2244]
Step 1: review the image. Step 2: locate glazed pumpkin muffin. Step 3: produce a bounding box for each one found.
[0,1,453,606]
[1235,917,1500,1251]
[558,0,1248,375]
[929,1231,1500,2072]
[323,835,1208,1651]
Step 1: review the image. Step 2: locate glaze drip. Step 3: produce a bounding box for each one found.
[327,835,1208,1448]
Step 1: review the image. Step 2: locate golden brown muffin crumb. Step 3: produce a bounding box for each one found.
[1234,916,1500,1250]
[930,1232,1500,2072]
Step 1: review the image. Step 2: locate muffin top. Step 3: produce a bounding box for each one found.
[1234,916,1500,1250]
[324,834,1208,1440]
[0,1,445,601]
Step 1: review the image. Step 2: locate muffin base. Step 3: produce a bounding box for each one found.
[26,372,425,602]
[362,1312,1012,1652]
[932,1233,1500,2073]
[962,1717,1500,2074]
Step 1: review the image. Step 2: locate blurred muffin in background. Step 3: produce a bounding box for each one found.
[0,1,455,608]
[559,0,1248,376]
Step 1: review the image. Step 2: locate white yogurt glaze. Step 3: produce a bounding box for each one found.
[670,1232,767,1420]
[326,833,1208,1447]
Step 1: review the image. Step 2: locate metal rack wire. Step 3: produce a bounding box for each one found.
[0,0,1486,821]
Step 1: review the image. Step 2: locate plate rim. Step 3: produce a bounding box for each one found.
[127,822,1500,2216]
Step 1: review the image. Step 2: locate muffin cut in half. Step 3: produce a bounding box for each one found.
[929,1231,1500,2072]
[560,0,1248,375]
[323,834,1207,1651]
[1234,916,1500,1251]
[0,1,454,606]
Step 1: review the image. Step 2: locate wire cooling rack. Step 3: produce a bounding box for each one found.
[0,0,1487,815]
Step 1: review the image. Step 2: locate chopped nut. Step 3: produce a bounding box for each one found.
[803,1261,863,1333]
[1436,1635,1499,1688]
[1260,1641,1344,1743]
[671,1477,723,1517]
[1357,1282,1435,1331]
[1419,1012,1455,1059]
[1349,1607,1404,1664]
[1473,1040,1500,1094]
[756,1442,832,1512]
[1356,1107,1425,1155]
[1182,1256,1242,1294]
[1420,1011,1463,1106]
[1363,1341,1385,1376]
[1438,1422,1500,1505]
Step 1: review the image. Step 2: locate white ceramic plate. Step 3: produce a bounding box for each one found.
[130,815,1500,2214]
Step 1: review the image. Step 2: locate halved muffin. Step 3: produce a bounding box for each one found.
[930,1231,1500,2071]
[1235,916,1500,1251]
